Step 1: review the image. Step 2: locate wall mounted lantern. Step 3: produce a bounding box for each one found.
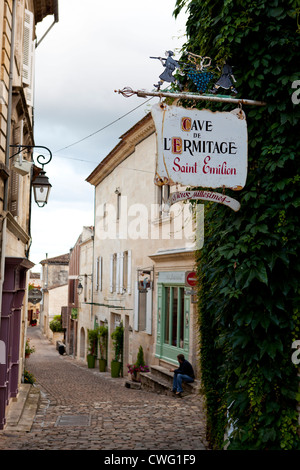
[77,274,92,296]
[77,280,83,296]
[10,145,52,207]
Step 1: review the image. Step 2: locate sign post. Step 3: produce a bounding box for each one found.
[185,271,198,303]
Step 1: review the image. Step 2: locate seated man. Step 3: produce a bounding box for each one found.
[170,354,195,397]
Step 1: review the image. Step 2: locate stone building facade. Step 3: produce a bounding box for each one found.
[39,252,69,341]
[0,0,58,429]
[86,113,200,377]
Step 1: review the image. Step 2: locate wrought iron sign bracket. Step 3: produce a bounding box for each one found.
[115,87,267,107]
[9,145,52,169]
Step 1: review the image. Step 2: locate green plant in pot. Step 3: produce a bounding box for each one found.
[49,315,64,332]
[111,322,124,377]
[127,345,149,382]
[98,324,108,372]
[87,328,98,368]
[25,338,35,358]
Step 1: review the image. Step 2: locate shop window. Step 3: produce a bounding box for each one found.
[164,286,185,349]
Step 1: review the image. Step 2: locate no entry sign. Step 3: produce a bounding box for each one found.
[185,271,197,287]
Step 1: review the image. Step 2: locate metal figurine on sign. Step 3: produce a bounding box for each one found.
[150,50,238,96]
[116,47,266,106]
[151,50,181,91]
[209,62,238,95]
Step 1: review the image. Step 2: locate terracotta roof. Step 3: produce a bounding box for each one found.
[40,253,70,265]
[34,0,59,24]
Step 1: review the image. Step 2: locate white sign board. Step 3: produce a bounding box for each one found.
[167,190,241,212]
[152,103,248,190]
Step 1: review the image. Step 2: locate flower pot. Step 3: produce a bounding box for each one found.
[111,360,121,378]
[131,371,141,382]
[99,358,107,372]
[87,354,96,368]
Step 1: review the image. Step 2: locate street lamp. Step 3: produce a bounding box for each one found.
[32,169,52,207]
[10,145,53,207]
[77,280,83,296]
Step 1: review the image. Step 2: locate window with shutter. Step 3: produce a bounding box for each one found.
[9,123,22,216]
[22,9,34,106]
[127,250,132,294]
[95,256,102,291]
[10,169,19,216]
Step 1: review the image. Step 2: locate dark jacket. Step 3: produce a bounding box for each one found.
[174,359,195,379]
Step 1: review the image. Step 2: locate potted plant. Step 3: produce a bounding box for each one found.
[111,322,124,377]
[49,315,64,346]
[127,345,149,382]
[87,328,98,368]
[49,315,64,333]
[98,325,108,372]
[23,369,36,384]
[25,338,35,358]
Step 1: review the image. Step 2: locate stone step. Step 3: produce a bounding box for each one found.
[5,384,31,426]
[140,365,200,396]
[5,384,40,432]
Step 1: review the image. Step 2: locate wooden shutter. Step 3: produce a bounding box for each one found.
[109,254,114,293]
[23,9,34,105]
[146,289,153,335]
[116,253,120,294]
[134,280,139,331]
[127,250,132,294]
[95,257,99,291]
[99,256,102,291]
[119,252,124,294]
[9,124,22,215]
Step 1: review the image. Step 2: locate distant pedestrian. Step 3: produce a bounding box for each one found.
[170,354,195,397]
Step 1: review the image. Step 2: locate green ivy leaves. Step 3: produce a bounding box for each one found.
[175,0,300,451]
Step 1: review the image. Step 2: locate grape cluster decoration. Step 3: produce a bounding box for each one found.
[187,68,214,93]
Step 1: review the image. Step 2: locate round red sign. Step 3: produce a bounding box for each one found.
[186,271,197,287]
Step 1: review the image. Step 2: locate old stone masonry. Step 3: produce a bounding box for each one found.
[0,327,208,452]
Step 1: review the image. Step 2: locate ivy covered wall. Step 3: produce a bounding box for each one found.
[174,0,300,449]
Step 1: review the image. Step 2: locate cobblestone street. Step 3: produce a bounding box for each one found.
[0,327,208,451]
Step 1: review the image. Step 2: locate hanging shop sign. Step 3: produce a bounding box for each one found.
[28,288,43,305]
[166,189,241,212]
[152,103,248,190]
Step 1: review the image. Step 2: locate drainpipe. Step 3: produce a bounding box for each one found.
[0,0,17,333]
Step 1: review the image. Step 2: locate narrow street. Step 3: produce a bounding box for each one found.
[0,327,208,451]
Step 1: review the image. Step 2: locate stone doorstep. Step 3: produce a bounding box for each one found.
[4,383,40,432]
[5,384,31,426]
[140,365,200,395]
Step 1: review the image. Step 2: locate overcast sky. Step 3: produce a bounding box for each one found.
[30,0,188,271]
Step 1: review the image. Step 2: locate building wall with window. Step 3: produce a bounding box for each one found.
[40,253,69,340]
[68,226,94,360]
[0,0,59,430]
[87,113,199,377]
